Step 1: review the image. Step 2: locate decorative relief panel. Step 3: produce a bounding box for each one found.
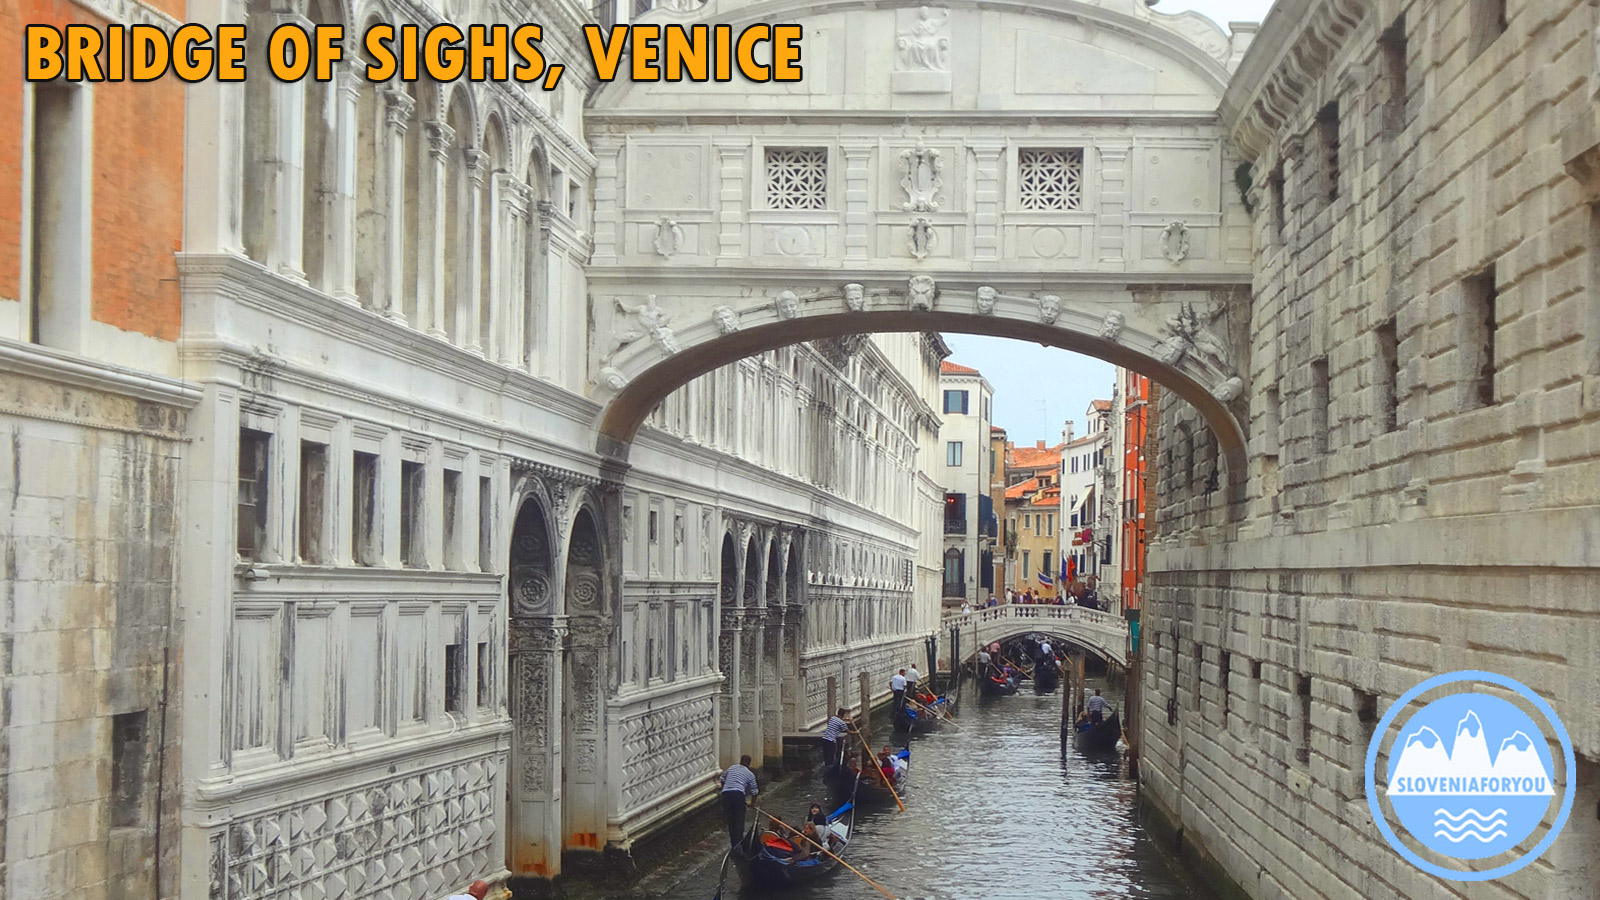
[1135,145,1219,217]
[1018,149,1084,211]
[617,697,717,814]
[214,755,500,900]
[760,224,827,256]
[764,148,828,210]
[625,142,708,210]
[893,6,952,93]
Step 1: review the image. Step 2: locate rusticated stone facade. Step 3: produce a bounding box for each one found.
[1141,0,1600,896]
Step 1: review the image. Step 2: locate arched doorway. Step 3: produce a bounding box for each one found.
[506,493,557,878]
[561,506,607,860]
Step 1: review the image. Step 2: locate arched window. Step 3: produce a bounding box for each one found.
[479,115,507,355]
[301,0,342,290]
[442,92,472,345]
[353,23,385,309]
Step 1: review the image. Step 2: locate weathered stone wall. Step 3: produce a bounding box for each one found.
[0,346,193,900]
[1143,0,1600,896]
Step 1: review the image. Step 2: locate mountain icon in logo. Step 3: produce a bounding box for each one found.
[1388,710,1553,797]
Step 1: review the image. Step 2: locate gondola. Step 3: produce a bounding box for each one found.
[835,746,909,803]
[891,696,950,733]
[979,671,1018,696]
[1074,708,1122,751]
[732,793,857,888]
[1032,661,1059,694]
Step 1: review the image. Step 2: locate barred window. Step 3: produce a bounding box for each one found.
[1018,148,1084,211]
[765,147,828,209]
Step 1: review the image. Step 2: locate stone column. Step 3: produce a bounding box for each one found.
[717,609,743,767]
[486,170,506,363]
[839,140,874,260]
[589,137,622,262]
[740,605,765,765]
[328,60,361,304]
[379,430,402,567]
[762,603,784,760]
[269,13,310,280]
[508,618,566,878]
[713,141,749,259]
[969,140,1004,262]
[562,616,609,857]
[1095,144,1131,270]
[380,86,415,322]
[424,121,454,339]
[464,148,487,355]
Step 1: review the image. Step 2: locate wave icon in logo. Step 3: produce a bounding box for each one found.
[1367,671,1577,881]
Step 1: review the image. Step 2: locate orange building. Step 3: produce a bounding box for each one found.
[1002,439,1065,596]
[1119,372,1152,612]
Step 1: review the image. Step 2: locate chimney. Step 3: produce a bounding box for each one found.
[1035,440,1045,450]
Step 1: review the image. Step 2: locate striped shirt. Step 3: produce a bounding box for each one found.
[822,716,848,742]
[721,764,759,796]
[1087,695,1109,714]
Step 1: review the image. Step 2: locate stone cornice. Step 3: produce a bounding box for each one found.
[1219,0,1372,162]
[0,338,200,408]
[590,110,1223,128]
[587,267,1251,287]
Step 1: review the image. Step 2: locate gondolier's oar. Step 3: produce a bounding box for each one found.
[752,808,898,900]
[710,848,731,900]
[851,728,906,812]
[999,652,1033,678]
[907,696,966,731]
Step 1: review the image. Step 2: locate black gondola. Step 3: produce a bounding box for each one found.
[1074,709,1122,751]
[733,790,858,888]
[1033,661,1059,694]
[891,697,950,733]
[834,746,909,803]
[979,672,1018,696]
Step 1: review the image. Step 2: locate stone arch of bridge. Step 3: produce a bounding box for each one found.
[592,285,1249,489]
[966,626,1127,669]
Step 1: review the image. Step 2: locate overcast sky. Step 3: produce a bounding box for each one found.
[945,0,1276,446]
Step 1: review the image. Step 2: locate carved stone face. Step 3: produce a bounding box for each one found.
[712,305,740,334]
[776,290,800,319]
[844,283,866,312]
[975,286,997,315]
[908,275,936,310]
[1099,310,1125,341]
[1039,294,1062,324]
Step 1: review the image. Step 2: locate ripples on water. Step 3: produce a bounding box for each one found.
[580,678,1216,900]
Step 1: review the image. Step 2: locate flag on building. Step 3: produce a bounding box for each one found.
[1039,568,1053,587]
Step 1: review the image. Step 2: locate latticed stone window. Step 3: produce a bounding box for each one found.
[765,147,828,209]
[1018,148,1084,210]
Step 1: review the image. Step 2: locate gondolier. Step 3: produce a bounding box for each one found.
[890,669,907,710]
[821,708,851,768]
[719,755,759,845]
[1087,689,1109,722]
[906,664,921,694]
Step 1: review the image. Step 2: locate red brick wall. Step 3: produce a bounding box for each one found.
[1,0,185,341]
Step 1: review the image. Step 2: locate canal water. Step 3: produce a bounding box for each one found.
[570,676,1215,900]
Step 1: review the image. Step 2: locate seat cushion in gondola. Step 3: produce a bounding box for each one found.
[761,833,795,853]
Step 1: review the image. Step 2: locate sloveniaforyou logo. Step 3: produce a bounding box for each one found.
[1366,671,1577,882]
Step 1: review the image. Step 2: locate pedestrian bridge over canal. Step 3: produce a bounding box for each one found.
[941,604,1130,669]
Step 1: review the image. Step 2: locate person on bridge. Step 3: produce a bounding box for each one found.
[1087,689,1109,723]
[890,669,908,710]
[719,755,759,845]
[821,708,851,769]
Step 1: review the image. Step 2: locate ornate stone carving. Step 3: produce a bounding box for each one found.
[908,275,936,311]
[1212,375,1244,403]
[899,142,944,212]
[1038,294,1062,325]
[908,217,936,259]
[652,217,685,258]
[775,290,800,319]
[1099,310,1125,342]
[615,295,681,355]
[897,7,950,71]
[381,86,414,131]
[843,282,867,312]
[711,305,741,334]
[975,286,997,315]
[1160,221,1192,263]
[617,697,716,813]
[221,755,499,900]
[1159,302,1233,373]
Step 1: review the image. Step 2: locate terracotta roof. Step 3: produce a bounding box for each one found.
[1091,400,1112,412]
[990,425,1006,434]
[1004,477,1040,500]
[941,360,980,375]
[1008,443,1065,469]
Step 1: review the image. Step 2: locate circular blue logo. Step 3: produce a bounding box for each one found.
[1366,671,1576,881]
